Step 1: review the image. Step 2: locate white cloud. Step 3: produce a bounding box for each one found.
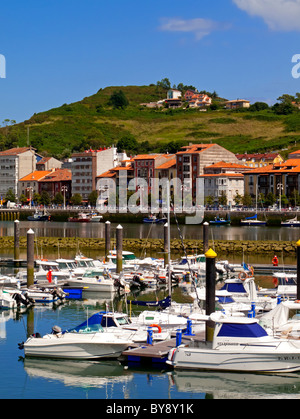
[159,17,229,40]
[233,0,300,31]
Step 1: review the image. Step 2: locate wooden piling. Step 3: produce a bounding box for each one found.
[116,224,123,274]
[205,248,217,342]
[14,219,20,261]
[27,228,35,287]
[164,222,168,268]
[203,222,209,253]
[105,221,111,260]
[297,240,300,300]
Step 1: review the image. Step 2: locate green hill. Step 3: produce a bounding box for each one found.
[1,84,300,159]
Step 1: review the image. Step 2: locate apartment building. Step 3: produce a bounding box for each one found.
[71,147,119,200]
[176,144,239,200]
[236,153,283,168]
[243,159,300,198]
[18,170,52,199]
[0,147,37,198]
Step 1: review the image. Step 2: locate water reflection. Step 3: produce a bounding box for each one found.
[0,220,300,242]
[170,370,300,399]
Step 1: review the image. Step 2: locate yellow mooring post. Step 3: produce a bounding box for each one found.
[205,248,217,342]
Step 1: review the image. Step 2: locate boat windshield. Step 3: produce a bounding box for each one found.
[58,261,76,270]
[76,260,95,268]
[116,316,130,325]
[70,324,104,334]
[83,270,104,278]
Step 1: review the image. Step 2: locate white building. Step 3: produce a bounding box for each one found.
[0,147,37,199]
[199,173,244,206]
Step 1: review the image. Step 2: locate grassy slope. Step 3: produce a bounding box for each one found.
[1,84,300,159]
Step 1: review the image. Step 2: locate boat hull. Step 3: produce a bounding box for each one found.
[66,279,115,292]
[24,334,130,359]
[240,221,266,226]
[167,347,300,373]
[27,216,50,221]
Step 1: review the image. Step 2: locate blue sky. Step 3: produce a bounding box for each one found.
[1,0,300,122]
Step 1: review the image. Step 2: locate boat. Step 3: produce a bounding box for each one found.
[68,212,91,222]
[240,214,266,226]
[19,318,135,360]
[166,312,300,373]
[259,300,300,338]
[0,289,34,310]
[281,216,300,227]
[89,212,103,222]
[27,209,50,221]
[143,215,167,224]
[209,215,231,225]
[66,269,115,292]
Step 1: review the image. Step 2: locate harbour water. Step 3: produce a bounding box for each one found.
[1,220,300,399]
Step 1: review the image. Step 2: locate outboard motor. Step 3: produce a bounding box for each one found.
[13,292,34,308]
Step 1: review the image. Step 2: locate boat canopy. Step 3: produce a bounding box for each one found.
[127,295,171,309]
[217,322,268,338]
[220,282,247,293]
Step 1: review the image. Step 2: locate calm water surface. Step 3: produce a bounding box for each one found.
[1,221,300,399]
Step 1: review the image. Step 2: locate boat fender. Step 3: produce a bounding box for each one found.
[149,324,162,333]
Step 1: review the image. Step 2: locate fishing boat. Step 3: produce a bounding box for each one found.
[209,215,231,226]
[166,313,300,373]
[27,209,50,221]
[68,213,91,222]
[281,216,300,227]
[19,318,135,360]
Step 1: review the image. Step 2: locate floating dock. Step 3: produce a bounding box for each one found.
[121,331,206,366]
[252,264,296,275]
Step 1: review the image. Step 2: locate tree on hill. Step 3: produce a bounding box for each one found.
[156,78,171,90]
[108,90,129,109]
[117,135,139,154]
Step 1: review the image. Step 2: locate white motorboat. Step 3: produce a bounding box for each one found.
[259,300,300,338]
[19,321,135,360]
[0,286,67,309]
[76,311,171,342]
[66,269,115,292]
[0,289,34,310]
[269,272,297,298]
[166,312,300,373]
[89,212,103,222]
[219,276,277,312]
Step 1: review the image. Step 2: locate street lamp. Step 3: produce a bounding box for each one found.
[61,186,68,210]
[277,183,283,211]
[26,187,33,208]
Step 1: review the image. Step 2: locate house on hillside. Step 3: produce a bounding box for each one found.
[225,99,250,109]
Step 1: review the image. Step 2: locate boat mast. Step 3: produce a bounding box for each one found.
[167,180,171,296]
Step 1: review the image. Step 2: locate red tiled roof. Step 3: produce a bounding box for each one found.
[0,147,34,156]
[19,170,52,182]
[156,158,176,170]
[40,169,71,182]
[176,144,215,155]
